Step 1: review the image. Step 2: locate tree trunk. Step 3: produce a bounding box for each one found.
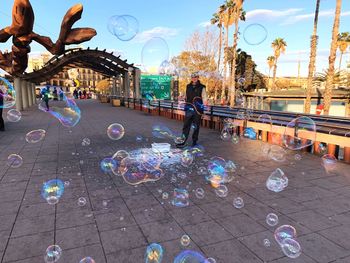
[323,0,342,115]
[339,52,343,71]
[267,67,271,91]
[272,57,279,91]
[218,27,222,72]
[305,0,320,114]
[229,18,239,107]
[221,26,229,100]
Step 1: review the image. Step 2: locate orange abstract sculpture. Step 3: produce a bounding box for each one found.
[0,0,96,75]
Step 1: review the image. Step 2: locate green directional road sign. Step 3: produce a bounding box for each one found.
[141,75,172,100]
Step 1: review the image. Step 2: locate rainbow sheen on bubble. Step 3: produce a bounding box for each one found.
[181,235,191,246]
[283,116,316,150]
[7,154,23,168]
[107,123,125,140]
[215,184,228,198]
[266,213,279,226]
[0,77,16,108]
[7,109,21,122]
[41,179,65,205]
[181,150,194,167]
[233,197,244,208]
[100,158,117,174]
[142,37,169,73]
[79,257,96,263]
[174,250,209,263]
[274,225,297,246]
[107,15,139,41]
[266,168,288,193]
[25,129,46,143]
[39,93,81,127]
[280,238,302,258]
[171,188,189,207]
[45,245,62,262]
[152,124,174,139]
[145,243,163,263]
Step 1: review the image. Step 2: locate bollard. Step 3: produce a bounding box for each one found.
[328,144,336,156]
[344,147,350,163]
[261,131,268,142]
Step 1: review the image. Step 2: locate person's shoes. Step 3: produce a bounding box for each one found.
[176,142,187,148]
[191,141,198,147]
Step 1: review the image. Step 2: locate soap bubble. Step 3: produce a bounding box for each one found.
[268,145,286,162]
[171,188,189,207]
[231,134,239,144]
[294,154,302,161]
[7,154,23,168]
[145,243,163,263]
[0,77,16,108]
[7,109,21,122]
[41,179,65,205]
[25,129,46,143]
[274,225,297,246]
[243,23,268,45]
[207,258,216,263]
[141,152,162,172]
[79,257,96,263]
[317,143,327,155]
[206,157,229,187]
[78,197,87,207]
[107,123,125,140]
[39,93,81,127]
[238,77,246,86]
[159,60,177,75]
[174,250,208,263]
[112,150,130,162]
[100,158,117,174]
[107,15,139,41]
[283,116,316,150]
[215,185,228,198]
[142,37,169,73]
[152,124,174,139]
[233,197,244,209]
[120,157,164,185]
[220,128,231,141]
[82,138,90,146]
[181,235,191,246]
[45,245,62,262]
[263,239,271,247]
[280,238,302,258]
[266,168,288,192]
[321,154,337,172]
[266,213,279,226]
[181,150,194,167]
[195,188,205,199]
[136,135,143,142]
[162,192,169,199]
[197,166,207,176]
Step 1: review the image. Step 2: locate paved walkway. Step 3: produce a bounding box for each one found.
[0,100,349,263]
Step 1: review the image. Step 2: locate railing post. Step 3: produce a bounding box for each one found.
[344,147,350,163]
[133,98,136,109]
[210,106,214,129]
[148,100,151,114]
[261,131,268,142]
[127,98,130,108]
[171,102,174,119]
[158,100,161,116]
[328,144,336,156]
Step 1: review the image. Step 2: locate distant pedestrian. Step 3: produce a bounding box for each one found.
[73,89,78,99]
[78,90,82,99]
[59,88,64,101]
[0,89,5,131]
[83,89,87,99]
[41,86,50,111]
[53,87,58,101]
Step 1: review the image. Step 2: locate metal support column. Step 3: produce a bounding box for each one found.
[123,71,130,99]
[14,78,23,111]
[22,81,29,110]
[28,82,33,107]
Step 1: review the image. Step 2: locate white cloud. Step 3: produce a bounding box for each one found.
[133,27,180,43]
[198,21,212,28]
[281,9,350,25]
[245,8,303,21]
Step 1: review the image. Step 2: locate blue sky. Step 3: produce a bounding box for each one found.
[0,0,349,77]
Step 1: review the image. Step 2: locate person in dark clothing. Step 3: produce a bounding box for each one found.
[59,88,64,101]
[83,89,87,99]
[176,72,207,148]
[78,89,82,99]
[53,87,58,101]
[0,89,5,131]
[42,86,50,111]
[73,89,78,99]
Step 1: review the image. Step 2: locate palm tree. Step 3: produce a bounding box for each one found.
[210,6,225,72]
[304,0,321,114]
[271,38,287,90]
[337,32,350,70]
[228,0,245,107]
[267,56,275,91]
[323,0,342,115]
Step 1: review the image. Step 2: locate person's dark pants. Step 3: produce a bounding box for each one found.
[0,108,4,130]
[44,100,49,110]
[182,110,202,143]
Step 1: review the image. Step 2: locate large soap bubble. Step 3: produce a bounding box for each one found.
[100,157,117,174]
[45,245,62,262]
[174,250,209,263]
[107,123,125,140]
[274,225,297,246]
[7,154,23,168]
[145,243,163,263]
[280,238,302,258]
[243,23,268,45]
[7,109,21,122]
[107,15,139,41]
[141,37,169,73]
[25,129,46,143]
[79,257,95,263]
[0,77,16,108]
[171,188,189,207]
[39,93,81,127]
[321,154,337,173]
[283,116,316,150]
[158,60,177,75]
[119,157,164,185]
[268,145,286,162]
[41,179,65,205]
[266,168,288,192]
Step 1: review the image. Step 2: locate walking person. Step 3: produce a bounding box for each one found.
[176,72,207,148]
[0,89,5,131]
[41,86,50,111]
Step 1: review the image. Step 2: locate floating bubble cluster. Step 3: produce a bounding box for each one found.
[266,213,279,226]
[7,154,23,168]
[39,93,81,127]
[172,188,189,207]
[25,129,46,143]
[0,77,16,108]
[145,243,164,263]
[7,109,21,122]
[79,257,96,263]
[180,235,191,247]
[266,168,288,192]
[41,179,65,205]
[142,37,169,73]
[283,116,316,150]
[107,15,139,41]
[174,250,209,263]
[44,245,62,263]
[107,123,125,140]
[206,157,234,188]
[243,23,268,45]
